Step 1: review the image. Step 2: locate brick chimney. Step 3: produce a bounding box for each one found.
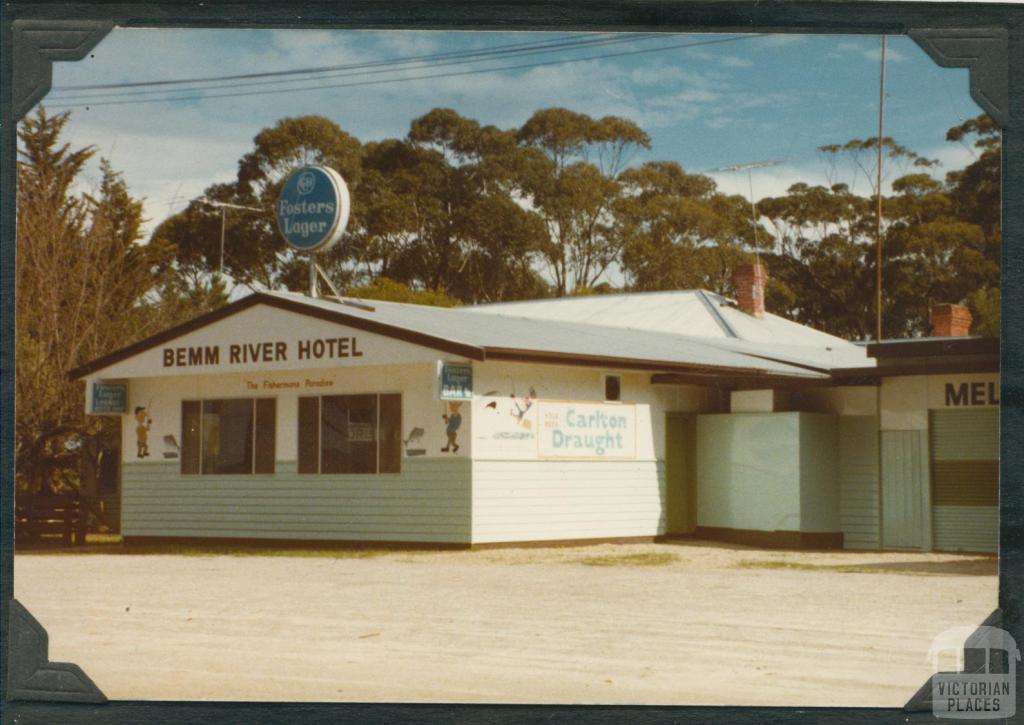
[732,263,767,318]
[931,303,973,337]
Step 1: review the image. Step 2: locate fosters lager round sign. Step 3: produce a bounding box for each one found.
[276,165,350,252]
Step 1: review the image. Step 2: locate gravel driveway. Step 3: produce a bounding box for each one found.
[14,540,996,705]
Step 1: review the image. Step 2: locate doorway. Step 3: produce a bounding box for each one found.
[881,430,929,549]
[665,412,697,535]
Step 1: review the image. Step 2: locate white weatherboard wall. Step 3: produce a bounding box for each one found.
[469,360,713,543]
[470,460,665,543]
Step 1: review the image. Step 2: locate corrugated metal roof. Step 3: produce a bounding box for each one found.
[468,289,873,370]
[678,335,872,370]
[470,290,731,338]
[71,290,853,380]
[267,291,826,378]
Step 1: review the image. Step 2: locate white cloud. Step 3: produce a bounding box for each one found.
[720,55,754,68]
[834,38,906,63]
[373,29,444,56]
[705,138,981,205]
[709,161,830,201]
[705,116,735,130]
[919,142,978,172]
[629,63,710,87]
[54,100,262,237]
[864,45,907,63]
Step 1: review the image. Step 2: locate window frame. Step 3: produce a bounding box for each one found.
[298,392,403,476]
[180,396,277,476]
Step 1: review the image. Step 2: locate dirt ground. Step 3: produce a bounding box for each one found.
[14,540,997,706]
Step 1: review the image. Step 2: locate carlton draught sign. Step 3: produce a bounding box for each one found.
[538,402,637,460]
[276,165,351,252]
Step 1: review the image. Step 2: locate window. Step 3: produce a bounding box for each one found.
[181,398,276,475]
[298,393,401,474]
[604,374,622,402]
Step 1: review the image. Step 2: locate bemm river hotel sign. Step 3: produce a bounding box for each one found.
[276,165,351,252]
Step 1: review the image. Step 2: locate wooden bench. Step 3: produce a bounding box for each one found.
[15,495,88,547]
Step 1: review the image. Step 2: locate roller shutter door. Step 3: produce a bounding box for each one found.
[930,409,998,552]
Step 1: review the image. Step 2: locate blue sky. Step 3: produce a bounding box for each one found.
[43,28,980,238]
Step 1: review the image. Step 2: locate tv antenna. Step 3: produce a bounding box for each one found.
[197,197,264,276]
[709,159,783,265]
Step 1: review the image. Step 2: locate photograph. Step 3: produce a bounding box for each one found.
[8,20,1006,712]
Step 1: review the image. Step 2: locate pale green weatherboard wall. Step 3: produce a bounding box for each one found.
[696,413,841,534]
[471,460,665,543]
[838,416,881,549]
[798,414,839,532]
[122,457,472,543]
[696,414,802,532]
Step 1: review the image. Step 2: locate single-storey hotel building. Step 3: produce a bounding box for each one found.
[71,264,999,553]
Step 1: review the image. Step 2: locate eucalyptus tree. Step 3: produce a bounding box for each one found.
[758,120,1000,339]
[400,108,549,301]
[883,172,994,337]
[756,182,876,338]
[944,114,1001,336]
[616,160,747,292]
[817,136,938,197]
[945,114,1000,240]
[516,108,651,295]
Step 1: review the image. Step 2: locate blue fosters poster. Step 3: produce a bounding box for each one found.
[440,364,473,401]
[91,382,128,414]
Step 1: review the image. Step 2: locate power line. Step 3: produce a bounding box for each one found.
[51,32,647,92]
[49,34,764,110]
[50,33,667,102]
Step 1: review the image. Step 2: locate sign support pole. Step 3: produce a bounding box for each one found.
[309,256,319,299]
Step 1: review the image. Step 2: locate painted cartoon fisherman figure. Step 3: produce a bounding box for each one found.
[135,406,152,459]
[441,401,462,453]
